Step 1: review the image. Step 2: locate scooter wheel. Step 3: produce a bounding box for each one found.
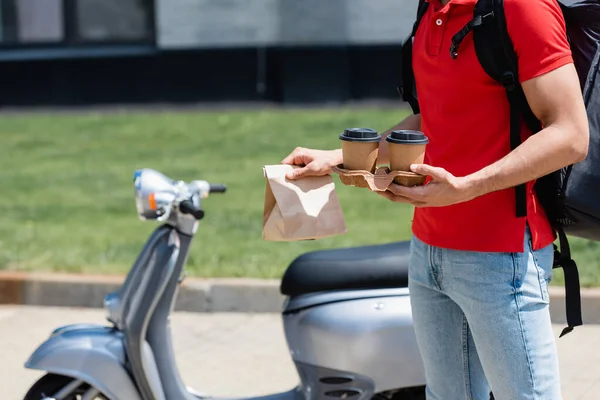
[23,373,108,400]
[378,386,425,400]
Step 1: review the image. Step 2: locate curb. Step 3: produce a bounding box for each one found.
[2,272,600,324]
[0,271,284,313]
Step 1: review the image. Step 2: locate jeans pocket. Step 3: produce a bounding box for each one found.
[527,239,553,303]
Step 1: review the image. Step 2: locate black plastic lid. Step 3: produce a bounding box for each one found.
[386,130,429,145]
[339,128,381,142]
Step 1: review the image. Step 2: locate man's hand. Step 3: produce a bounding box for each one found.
[376,164,477,207]
[281,147,343,180]
[280,114,420,180]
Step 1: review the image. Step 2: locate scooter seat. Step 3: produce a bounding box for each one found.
[280,241,410,297]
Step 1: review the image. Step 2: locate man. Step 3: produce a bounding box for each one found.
[281,0,590,399]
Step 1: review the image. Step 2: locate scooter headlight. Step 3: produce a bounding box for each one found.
[133,169,179,221]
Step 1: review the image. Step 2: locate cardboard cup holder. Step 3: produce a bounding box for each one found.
[332,164,427,191]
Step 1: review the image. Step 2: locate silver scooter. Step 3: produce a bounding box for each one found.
[22,168,427,400]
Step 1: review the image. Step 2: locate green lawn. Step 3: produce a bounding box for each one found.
[1,107,599,287]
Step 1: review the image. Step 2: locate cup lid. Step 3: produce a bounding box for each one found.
[339,128,381,143]
[386,130,429,145]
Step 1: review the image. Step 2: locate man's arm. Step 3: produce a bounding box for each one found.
[463,63,589,198]
[378,0,588,207]
[377,113,422,166]
[381,63,589,208]
[465,0,588,196]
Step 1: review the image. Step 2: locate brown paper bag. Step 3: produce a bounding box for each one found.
[262,164,348,241]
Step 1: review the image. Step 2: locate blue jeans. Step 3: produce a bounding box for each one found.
[408,228,562,400]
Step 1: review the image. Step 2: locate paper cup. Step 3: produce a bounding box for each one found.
[386,130,428,172]
[339,128,381,173]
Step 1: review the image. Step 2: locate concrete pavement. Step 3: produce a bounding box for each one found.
[1,305,298,400]
[1,305,599,400]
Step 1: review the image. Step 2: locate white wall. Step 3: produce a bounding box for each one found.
[157,0,419,49]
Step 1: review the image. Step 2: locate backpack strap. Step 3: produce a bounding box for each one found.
[451,0,583,335]
[450,12,494,59]
[469,0,541,219]
[554,227,583,337]
[398,0,429,114]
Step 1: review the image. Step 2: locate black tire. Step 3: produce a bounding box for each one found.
[23,373,108,400]
[383,386,426,400]
[386,386,492,400]
[406,386,425,400]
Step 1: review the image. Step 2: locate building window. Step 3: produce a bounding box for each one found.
[17,0,64,42]
[75,0,153,43]
[0,0,154,47]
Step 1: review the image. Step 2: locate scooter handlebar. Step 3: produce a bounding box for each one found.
[179,200,205,220]
[189,180,226,196]
[209,184,227,193]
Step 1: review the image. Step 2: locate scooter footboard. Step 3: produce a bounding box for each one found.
[24,323,142,400]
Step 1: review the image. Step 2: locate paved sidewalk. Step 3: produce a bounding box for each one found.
[1,305,599,400]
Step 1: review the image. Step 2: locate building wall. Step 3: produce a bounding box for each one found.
[157,0,419,49]
[0,1,421,107]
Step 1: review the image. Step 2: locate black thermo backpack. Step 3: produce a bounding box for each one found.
[399,0,600,337]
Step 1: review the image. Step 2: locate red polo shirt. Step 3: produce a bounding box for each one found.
[411,0,573,252]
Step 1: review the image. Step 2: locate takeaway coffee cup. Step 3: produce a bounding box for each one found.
[386,130,429,173]
[339,128,381,173]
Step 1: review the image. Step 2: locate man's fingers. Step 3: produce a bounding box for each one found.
[375,190,412,204]
[387,184,408,196]
[281,155,294,165]
[410,163,448,181]
[286,165,319,180]
[387,183,426,201]
[375,190,393,200]
[286,167,306,180]
[281,147,306,165]
[281,153,300,165]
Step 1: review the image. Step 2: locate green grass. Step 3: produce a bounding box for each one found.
[0,107,599,287]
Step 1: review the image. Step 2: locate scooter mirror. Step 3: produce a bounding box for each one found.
[133,169,179,221]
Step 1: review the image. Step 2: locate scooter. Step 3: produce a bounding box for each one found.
[22,168,427,400]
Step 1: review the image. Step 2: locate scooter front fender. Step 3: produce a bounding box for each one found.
[24,323,142,400]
